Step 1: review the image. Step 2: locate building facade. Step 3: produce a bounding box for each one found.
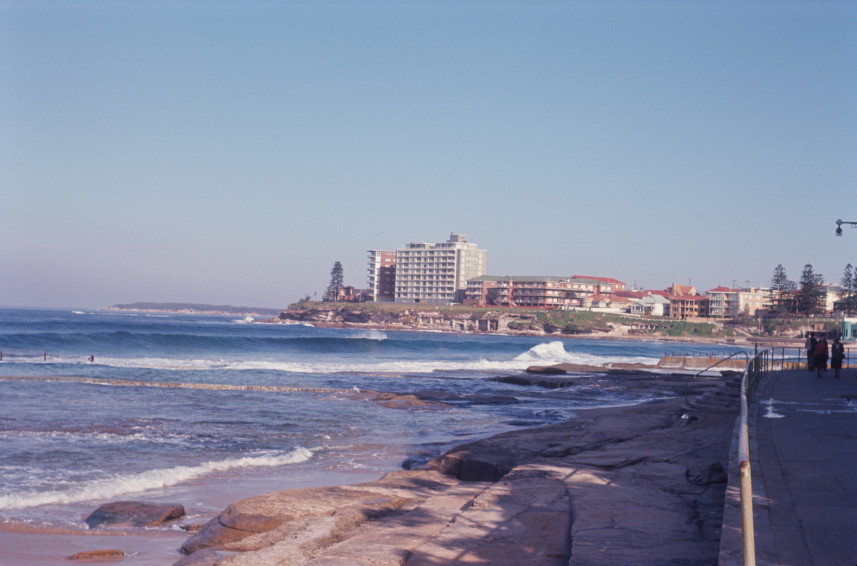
[738,288,766,316]
[572,275,627,293]
[668,295,710,319]
[707,286,740,318]
[464,274,627,310]
[465,275,571,309]
[707,286,766,317]
[393,234,487,305]
[367,250,397,302]
[630,294,670,316]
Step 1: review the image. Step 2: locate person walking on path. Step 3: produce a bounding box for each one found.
[831,336,845,378]
[815,336,829,378]
[806,333,817,371]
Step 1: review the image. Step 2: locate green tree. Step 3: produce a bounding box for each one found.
[327,261,344,301]
[771,264,794,292]
[797,264,824,315]
[769,264,795,314]
[839,264,857,313]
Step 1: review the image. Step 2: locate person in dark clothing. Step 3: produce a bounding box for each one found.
[806,333,817,371]
[831,337,845,378]
[815,337,829,378]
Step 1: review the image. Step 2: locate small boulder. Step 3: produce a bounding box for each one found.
[84,501,185,528]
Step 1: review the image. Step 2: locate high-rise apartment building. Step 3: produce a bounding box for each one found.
[395,233,487,304]
[367,234,487,305]
[367,250,397,302]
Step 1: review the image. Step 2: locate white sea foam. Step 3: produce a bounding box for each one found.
[348,329,388,340]
[22,341,656,375]
[0,447,313,510]
[513,340,657,367]
[5,340,657,375]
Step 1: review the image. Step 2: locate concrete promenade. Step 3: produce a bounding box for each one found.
[731,367,857,565]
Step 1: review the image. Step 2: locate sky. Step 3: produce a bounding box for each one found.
[2,0,856,309]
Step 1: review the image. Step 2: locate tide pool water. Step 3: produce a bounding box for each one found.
[0,307,744,529]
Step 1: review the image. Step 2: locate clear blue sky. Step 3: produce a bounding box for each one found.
[2,1,855,309]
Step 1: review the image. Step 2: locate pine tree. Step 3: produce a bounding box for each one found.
[771,264,793,292]
[327,261,344,301]
[841,264,856,313]
[770,264,795,314]
[797,264,824,315]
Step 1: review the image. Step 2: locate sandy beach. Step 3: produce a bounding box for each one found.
[3,368,739,565]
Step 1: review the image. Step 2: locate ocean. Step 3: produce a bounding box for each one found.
[0,307,744,534]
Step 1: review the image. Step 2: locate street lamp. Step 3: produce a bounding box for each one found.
[836,219,857,236]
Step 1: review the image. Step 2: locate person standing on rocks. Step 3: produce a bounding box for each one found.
[815,336,829,378]
[830,336,844,378]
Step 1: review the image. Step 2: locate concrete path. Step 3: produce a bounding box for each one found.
[749,368,857,565]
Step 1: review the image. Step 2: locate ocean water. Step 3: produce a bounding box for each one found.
[0,307,743,530]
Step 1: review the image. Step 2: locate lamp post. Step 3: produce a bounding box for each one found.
[836,219,857,236]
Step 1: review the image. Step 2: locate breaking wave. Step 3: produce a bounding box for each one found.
[0,447,313,511]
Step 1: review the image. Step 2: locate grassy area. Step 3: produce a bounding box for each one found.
[631,320,731,338]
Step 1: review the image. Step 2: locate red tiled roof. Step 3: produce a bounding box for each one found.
[669,284,696,295]
[707,286,741,293]
[573,275,625,285]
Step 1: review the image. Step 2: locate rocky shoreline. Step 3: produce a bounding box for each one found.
[162,370,735,565]
[173,377,736,565]
[9,367,746,564]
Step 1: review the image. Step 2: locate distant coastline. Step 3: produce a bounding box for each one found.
[106,302,283,317]
[270,302,799,346]
[106,301,807,347]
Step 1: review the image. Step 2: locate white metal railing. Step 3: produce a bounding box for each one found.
[737,349,768,566]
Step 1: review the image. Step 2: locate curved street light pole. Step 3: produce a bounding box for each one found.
[836,219,857,236]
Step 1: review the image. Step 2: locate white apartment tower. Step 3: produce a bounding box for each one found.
[394,233,487,305]
[367,250,397,302]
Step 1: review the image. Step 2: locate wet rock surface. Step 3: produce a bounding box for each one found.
[85,502,185,529]
[176,383,735,566]
[68,549,125,560]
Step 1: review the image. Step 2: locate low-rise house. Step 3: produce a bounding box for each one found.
[330,286,368,303]
[631,294,670,316]
[606,294,636,313]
